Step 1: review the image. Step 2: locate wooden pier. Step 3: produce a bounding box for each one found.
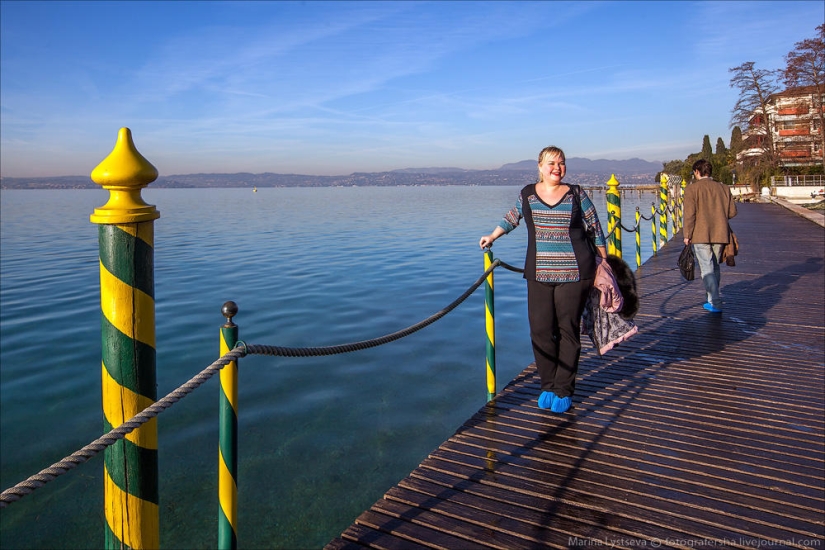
[327,201,825,549]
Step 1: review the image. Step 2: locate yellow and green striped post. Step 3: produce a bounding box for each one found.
[668,196,679,235]
[680,178,687,228]
[673,198,680,233]
[634,207,641,268]
[483,249,496,401]
[605,174,621,258]
[651,203,658,256]
[218,302,239,550]
[90,128,160,550]
[670,176,680,233]
[659,173,669,247]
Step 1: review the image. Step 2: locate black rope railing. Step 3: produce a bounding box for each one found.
[242,262,498,357]
[496,259,524,273]
[0,261,508,507]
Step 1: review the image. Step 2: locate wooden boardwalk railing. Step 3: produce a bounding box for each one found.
[327,201,825,550]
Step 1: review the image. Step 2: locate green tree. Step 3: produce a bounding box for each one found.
[681,153,702,183]
[729,127,743,158]
[715,138,728,157]
[662,159,684,175]
[728,127,744,186]
[715,163,733,186]
[701,135,713,160]
[711,138,732,185]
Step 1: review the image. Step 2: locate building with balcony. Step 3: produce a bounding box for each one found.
[738,85,824,170]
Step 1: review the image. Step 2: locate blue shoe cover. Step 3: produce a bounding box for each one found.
[551,395,572,414]
[703,302,722,313]
[538,391,556,409]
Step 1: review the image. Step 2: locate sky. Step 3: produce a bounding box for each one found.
[1,1,822,178]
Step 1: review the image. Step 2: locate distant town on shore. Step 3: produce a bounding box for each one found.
[0,157,663,190]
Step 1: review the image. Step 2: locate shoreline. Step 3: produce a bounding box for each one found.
[1,182,665,191]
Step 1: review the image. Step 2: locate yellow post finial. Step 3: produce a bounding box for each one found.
[606,174,620,188]
[90,128,160,224]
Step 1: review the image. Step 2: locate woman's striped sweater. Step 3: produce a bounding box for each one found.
[498,184,607,283]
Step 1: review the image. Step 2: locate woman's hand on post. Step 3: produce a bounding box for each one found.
[480,226,505,250]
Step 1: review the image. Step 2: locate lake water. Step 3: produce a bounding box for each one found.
[0,185,660,549]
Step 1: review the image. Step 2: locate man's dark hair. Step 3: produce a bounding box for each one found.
[692,159,712,178]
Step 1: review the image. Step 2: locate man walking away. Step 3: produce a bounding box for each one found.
[681,159,737,313]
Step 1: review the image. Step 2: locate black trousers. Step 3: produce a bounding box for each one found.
[527,277,593,398]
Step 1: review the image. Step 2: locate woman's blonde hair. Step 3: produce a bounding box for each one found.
[537,146,566,182]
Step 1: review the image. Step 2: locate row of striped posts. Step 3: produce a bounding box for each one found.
[88,128,684,549]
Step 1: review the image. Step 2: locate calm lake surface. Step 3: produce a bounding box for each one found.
[0,186,659,549]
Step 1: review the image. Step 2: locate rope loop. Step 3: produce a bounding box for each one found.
[234,340,249,356]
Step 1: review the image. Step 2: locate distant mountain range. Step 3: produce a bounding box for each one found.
[499,157,662,174]
[0,157,663,189]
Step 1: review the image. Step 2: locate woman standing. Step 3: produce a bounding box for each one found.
[479,146,607,414]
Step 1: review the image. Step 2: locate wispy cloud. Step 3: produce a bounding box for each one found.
[1,0,821,177]
[693,1,817,67]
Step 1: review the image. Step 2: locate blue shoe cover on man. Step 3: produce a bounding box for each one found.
[538,391,556,409]
[703,302,722,313]
[551,395,572,414]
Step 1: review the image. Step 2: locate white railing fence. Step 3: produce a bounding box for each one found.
[770,175,824,186]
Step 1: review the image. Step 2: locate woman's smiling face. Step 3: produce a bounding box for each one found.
[538,153,566,184]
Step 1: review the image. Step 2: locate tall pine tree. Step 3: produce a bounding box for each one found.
[715,138,728,157]
[729,127,743,157]
[713,138,732,185]
[702,135,713,160]
[696,135,719,180]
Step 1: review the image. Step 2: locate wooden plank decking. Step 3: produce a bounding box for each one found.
[327,201,825,550]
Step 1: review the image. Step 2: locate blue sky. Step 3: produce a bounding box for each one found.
[1,1,821,177]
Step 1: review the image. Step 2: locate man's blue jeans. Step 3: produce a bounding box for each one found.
[693,243,724,309]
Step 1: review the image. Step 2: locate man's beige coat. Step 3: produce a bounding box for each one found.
[682,177,737,244]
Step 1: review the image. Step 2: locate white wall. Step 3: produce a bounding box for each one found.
[765,185,824,203]
[727,184,823,203]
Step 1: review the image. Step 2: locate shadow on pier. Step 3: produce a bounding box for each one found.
[328,201,825,549]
